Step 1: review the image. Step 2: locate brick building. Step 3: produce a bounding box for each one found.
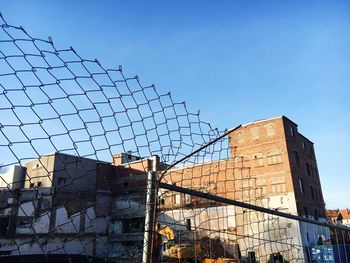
[160,116,328,262]
[229,116,326,219]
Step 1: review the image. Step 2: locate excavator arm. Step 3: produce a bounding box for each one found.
[157,225,175,241]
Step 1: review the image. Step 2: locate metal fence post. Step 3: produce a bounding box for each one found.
[142,170,157,263]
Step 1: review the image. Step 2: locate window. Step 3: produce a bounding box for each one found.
[271,183,286,194]
[251,127,260,139]
[298,178,304,194]
[185,194,191,204]
[174,194,181,205]
[17,218,32,228]
[301,141,306,150]
[267,150,282,165]
[37,182,42,187]
[122,217,145,233]
[186,219,191,230]
[310,186,315,199]
[290,127,294,136]
[237,131,244,143]
[310,165,314,177]
[306,163,311,176]
[30,182,35,188]
[294,151,300,166]
[266,123,275,136]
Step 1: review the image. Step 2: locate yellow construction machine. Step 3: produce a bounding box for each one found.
[157,225,240,263]
[158,225,202,261]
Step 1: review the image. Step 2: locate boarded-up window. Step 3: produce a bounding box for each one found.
[267,149,282,165]
[271,183,286,193]
[265,123,275,136]
[294,151,300,166]
[237,131,244,143]
[251,127,260,139]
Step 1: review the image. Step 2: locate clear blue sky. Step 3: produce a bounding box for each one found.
[1,1,349,209]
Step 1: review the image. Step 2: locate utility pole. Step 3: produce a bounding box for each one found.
[142,157,157,263]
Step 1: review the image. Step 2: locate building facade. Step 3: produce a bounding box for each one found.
[230,116,328,261]
[160,116,329,262]
[0,116,331,262]
[0,152,158,262]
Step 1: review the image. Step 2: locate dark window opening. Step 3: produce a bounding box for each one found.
[306,163,311,176]
[294,151,300,166]
[302,141,306,150]
[298,178,304,194]
[0,218,9,235]
[122,217,145,233]
[310,186,315,199]
[186,218,191,231]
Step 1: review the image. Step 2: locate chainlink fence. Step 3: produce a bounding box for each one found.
[1,12,350,263]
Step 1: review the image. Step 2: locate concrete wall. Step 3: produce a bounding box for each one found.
[23,153,99,192]
[24,154,56,188]
[53,152,98,192]
[235,193,303,262]
[0,188,111,257]
[0,165,26,189]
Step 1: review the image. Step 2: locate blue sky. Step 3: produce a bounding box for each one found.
[1,1,349,208]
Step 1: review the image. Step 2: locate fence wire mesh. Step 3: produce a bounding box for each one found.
[0,12,349,263]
